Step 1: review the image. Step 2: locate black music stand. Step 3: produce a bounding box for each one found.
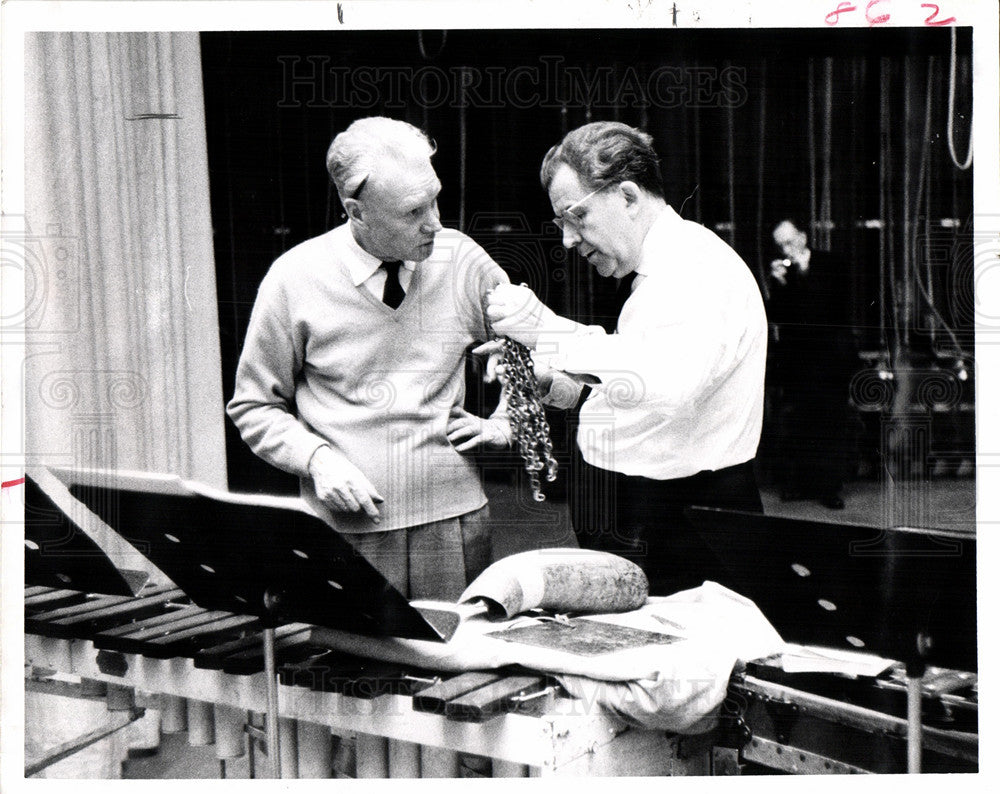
[24,474,148,596]
[684,506,977,773]
[50,466,450,778]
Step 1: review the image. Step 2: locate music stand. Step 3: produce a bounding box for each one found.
[50,466,450,778]
[684,506,977,773]
[24,474,148,596]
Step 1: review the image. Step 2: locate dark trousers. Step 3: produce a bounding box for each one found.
[569,454,762,595]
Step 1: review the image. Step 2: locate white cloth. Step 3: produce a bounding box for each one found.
[309,582,785,734]
[533,206,768,479]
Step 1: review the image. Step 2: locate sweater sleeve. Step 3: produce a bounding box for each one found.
[226,270,330,477]
[453,233,513,421]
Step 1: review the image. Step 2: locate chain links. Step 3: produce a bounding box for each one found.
[497,338,559,501]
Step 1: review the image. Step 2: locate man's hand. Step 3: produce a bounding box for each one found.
[769,258,790,286]
[447,408,512,452]
[485,284,556,349]
[471,340,505,383]
[534,358,586,409]
[308,445,384,522]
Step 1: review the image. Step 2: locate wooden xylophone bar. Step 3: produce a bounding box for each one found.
[24,584,688,778]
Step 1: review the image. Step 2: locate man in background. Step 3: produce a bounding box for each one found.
[767,218,858,509]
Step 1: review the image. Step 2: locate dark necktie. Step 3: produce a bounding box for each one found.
[612,270,638,331]
[380,260,405,309]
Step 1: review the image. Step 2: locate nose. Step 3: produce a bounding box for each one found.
[561,224,581,249]
[421,203,443,234]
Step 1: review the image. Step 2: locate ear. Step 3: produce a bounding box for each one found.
[343,198,365,225]
[619,181,642,215]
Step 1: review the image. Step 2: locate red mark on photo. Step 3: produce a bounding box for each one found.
[825,2,857,25]
[921,3,956,25]
[866,0,891,25]
[2,477,25,489]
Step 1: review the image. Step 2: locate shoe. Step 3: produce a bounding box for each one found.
[819,495,845,510]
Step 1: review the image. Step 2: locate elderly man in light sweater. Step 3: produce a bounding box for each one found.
[228,117,512,601]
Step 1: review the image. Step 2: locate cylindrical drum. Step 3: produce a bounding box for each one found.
[186,699,215,746]
[213,704,245,760]
[295,721,334,778]
[160,695,187,734]
[279,717,298,778]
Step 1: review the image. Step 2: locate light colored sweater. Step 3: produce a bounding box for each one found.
[227,223,509,532]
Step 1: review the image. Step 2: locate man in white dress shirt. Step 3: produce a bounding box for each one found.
[486,121,768,594]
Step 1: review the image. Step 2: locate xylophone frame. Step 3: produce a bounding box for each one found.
[24,630,694,777]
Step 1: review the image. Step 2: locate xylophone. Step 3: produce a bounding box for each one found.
[25,583,981,778]
[23,582,699,778]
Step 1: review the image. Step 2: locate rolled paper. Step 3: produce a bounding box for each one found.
[459,549,649,618]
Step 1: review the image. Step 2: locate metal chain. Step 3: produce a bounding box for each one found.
[497,338,558,501]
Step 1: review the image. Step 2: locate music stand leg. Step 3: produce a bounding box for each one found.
[906,671,922,773]
[263,627,282,779]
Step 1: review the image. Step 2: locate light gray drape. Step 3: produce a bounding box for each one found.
[24,32,227,491]
[22,32,227,777]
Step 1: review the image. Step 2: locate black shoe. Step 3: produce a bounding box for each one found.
[819,495,845,510]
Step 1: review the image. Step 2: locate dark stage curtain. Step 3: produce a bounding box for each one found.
[200,28,973,493]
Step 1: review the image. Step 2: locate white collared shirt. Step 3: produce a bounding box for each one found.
[343,225,416,299]
[534,206,768,479]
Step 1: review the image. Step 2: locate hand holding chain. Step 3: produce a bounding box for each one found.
[496,338,559,501]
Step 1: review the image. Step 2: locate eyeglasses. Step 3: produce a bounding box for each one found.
[553,184,610,231]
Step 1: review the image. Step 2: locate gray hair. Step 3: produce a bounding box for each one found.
[540,121,664,198]
[326,117,436,201]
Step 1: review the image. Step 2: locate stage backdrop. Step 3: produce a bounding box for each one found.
[199,27,974,494]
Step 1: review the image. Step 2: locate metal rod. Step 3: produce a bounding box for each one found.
[740,675,976,763]
[908,673,923,773]
[263,627,281,779]
[25,707,145,777]
[247,712,257,780]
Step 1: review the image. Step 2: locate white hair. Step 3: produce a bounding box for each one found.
[326,117,436,202]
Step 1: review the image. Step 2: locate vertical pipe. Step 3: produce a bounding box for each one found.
[279,718,298,778]
[907,673,923,773]
[725,64,736,249]
[756,60,769,299]
[807,59,817,236]
[160,695,187,733]
[263,627,281,779]
[879,58,893,352]
[902,57,913,347]
[356,734,389,778]
[458,66,468,233]
[214,703,245,760]
[923,58,937,348]
[821,57,833,250]
[296,721,334,778]
[693,105,702,222]
[186,699,214,747]
[420,746,461,777]
[388,739,421,778]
